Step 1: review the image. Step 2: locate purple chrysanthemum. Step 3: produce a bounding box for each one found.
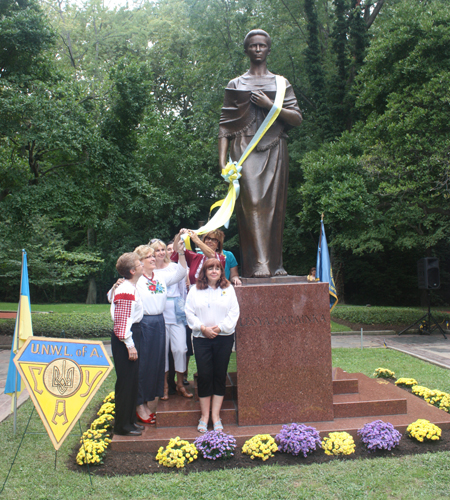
[358,420,402,452]
[275,423,321,457]
[194,431,236,460]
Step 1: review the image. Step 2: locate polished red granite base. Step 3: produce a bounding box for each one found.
[234,281,334,425]
[111,369,450,452]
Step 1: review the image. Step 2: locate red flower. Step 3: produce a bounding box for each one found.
[148,284,156,291]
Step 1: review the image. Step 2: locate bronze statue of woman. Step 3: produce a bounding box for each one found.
[218,29,302,278]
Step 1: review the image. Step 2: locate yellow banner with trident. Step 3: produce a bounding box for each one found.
[183,75,286,250]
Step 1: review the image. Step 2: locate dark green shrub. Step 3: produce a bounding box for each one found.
[0,312,113,339]
[332,306,450,325]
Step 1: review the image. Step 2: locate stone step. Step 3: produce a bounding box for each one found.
[333,378,358,394]
[156,397,237,427]
[332,368,407,418]
[333,395,407,418]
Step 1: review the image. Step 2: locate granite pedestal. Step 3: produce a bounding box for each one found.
[234,280,334,425]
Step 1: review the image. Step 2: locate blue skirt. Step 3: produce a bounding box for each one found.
[137,314,165,404]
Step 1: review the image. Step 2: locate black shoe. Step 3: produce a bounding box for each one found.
[183,378,190,386]
[134,423,145,430]
[114,429,142,436]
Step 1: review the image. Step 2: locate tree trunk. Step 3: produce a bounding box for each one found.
[86,227,97,304]
[86,277,97,304]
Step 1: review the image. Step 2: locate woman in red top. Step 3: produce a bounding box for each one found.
[170,229,226,285]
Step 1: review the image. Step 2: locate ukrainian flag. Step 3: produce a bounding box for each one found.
[316,220,338,312]
[4,250,34,397]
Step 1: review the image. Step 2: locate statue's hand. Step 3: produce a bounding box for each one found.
[250,90,273,110]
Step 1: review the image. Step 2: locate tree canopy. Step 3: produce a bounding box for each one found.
[1,0,448,306]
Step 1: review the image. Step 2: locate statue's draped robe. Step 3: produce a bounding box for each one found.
[219,74,302,277]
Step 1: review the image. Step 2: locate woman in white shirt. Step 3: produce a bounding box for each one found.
[110,252,144,436]
[134,244,187,424]
[185,258,240,433]
[150,239,192,399]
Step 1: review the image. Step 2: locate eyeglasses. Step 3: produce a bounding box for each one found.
[204,237,219,244]
[149,238,163,245]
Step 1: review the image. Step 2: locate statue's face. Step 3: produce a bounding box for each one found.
[245,35,270,63]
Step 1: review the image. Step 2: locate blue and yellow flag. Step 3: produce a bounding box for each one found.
[5,250,34,397]
[316,220,338,312]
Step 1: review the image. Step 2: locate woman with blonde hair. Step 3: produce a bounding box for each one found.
[133,243,187,424]
[150,239,192,399]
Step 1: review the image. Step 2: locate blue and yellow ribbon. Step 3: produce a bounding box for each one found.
[183,75,286,249]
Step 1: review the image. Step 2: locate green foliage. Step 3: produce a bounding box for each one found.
[299,0,450,305]
[4,0,446,307]
[0,311,112,338]
[0,215,103,300]
[0,0,56,79]
[331,305,450,325]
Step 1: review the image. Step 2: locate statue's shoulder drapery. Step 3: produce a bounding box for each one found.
[218,74,301,151]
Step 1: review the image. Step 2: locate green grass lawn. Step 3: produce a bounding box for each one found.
[0,303,351,333]
[1,348,450,499]
[330,320,352,332]
[0,302,109,314]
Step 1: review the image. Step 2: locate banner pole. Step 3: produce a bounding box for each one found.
[13,250,25,436]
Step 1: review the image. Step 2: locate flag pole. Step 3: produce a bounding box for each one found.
[13,250,25,436]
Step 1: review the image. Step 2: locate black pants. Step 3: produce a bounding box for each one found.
[193,334,234,398]
[112,325,141,434]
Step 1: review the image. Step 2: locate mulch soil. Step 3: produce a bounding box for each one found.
[69,380,450,477]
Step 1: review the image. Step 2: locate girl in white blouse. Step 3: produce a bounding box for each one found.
[185,258,240,433]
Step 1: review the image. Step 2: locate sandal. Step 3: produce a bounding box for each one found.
[148,413,156,425]
[213,420,223,432]
[197,419,208,433]
[176,386,193,398]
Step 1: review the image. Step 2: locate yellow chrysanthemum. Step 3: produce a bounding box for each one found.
[242,434,278,461]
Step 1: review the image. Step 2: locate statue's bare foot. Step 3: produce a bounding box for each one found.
[252,267,271,278]
[274,268,288,276]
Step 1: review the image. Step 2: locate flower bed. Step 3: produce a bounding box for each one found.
[156,437,198,468]
[322,431,355,456]
[194,431,236,460]
[242,434,278,461]
[76,392,115,465]
[358,420,402,452]
[276,423,321,457]
[407,419,442,442]
[373,367,395,379]
[395,377,418,387]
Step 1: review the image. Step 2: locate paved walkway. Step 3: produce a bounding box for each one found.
[0,332,449,424]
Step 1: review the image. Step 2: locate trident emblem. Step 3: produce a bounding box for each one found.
[52,360,75,395]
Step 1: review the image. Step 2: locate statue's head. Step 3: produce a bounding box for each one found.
[243,29,272,50]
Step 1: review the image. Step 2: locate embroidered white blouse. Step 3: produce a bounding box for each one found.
[137,262,186,316]
[185,284,240,338]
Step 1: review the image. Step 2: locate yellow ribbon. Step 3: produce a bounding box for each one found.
[183,75,286,250]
